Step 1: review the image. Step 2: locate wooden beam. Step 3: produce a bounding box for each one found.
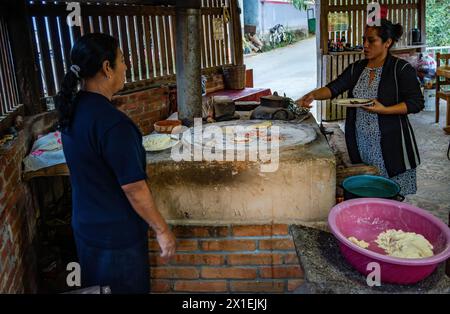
[27,2,176,17]
[229,0,243,66]
[4,0,44,115]
[417,0,426,48]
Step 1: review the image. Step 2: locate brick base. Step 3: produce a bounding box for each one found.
[148,224,304,293]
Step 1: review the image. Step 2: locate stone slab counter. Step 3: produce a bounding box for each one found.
[290,225,450,294]
[145,113,336,224]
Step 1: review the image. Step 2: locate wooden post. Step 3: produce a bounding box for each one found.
[417,0,426,50]
[4,0,44,116]
[316,0,329,121]
[230,0,243,66]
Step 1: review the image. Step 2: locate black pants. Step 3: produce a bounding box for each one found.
[74,235,150,294]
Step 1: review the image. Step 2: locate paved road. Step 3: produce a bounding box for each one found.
[244,36,318,114]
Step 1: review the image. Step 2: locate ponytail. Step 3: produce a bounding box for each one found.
[55,67,80,130]
[55,33,119,129]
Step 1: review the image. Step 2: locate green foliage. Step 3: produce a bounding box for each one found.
[426,0,450,47]
[292,0,308,11]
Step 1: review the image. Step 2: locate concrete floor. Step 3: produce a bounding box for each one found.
[405,101,450,223]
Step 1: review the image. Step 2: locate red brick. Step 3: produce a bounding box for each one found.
[201,267,257,279]
[150,267,199,279]
[149,254,169,266]
[173,280,227,292]
[284,253,300,264]
[287,279,305,292]
[259,265,304,279]
[232,224,288,237]
[148,239,198,252]
[136,93,151,101]
[201,240,256,251]
[259,238,295,250]
[4,192,20,215]
[172,254,225,265]
[230,280,285,293]
[171,226,229,238]
[138,111,160,122]
[150,279,171,292]
[3,161,16,181]
[227,253,283,265]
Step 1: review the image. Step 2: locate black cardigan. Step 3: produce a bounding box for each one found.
[326,53,424,178]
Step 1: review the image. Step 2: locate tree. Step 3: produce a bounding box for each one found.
[292,0,312,11]
[426,0,450,47]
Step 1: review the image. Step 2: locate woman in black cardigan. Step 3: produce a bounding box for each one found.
[296,19,424,195]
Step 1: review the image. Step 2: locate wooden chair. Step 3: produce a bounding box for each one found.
[435,53,450,125]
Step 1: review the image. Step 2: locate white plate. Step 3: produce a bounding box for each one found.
[142,134,179,152]
[332,98,374,107]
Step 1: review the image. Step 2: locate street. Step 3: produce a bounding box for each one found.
[244,36,317,113]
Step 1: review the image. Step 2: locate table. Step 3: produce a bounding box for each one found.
[436,65,450,130]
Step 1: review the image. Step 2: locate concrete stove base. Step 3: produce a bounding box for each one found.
[146,113,336,224]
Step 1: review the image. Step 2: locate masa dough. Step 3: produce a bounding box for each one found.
[348,236,370,249]
[375,229,434,259]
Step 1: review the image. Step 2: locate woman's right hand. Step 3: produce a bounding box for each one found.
[156,228,176,262]
[295,92,315,109]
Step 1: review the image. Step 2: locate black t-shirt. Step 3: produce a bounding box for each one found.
[62,90,148,248]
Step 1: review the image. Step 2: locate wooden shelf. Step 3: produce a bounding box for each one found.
[391,44,427,54]
[328,50,364,56]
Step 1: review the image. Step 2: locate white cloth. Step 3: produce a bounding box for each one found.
[23,131,66,172]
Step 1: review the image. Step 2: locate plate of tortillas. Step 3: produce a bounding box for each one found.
[332,98,374,107]
[142,134,179,152]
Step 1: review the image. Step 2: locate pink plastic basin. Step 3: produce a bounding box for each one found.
[328,198,450,284]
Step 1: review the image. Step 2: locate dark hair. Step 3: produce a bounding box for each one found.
[367,19,403,49]
[55,33,119,129]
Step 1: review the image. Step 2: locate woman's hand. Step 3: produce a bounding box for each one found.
[362,99,387,114]
[156,227,176,262]
[295,92,315,109]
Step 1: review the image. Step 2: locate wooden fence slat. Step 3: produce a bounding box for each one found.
[172,15,177,73]
[150,15,161,77]
[48,17,64,92]
[156,15,167,76]
[214,0,223,66]
[91,15,101,33]
[160,15,170,76]
[128,16,140,81]
[402,0,407,46]
[223,0,230,65]
[0,21,14,108]
[135,16,146,80]
[35,16,55,97]
[204,12,212,68]
[167,15,175,75]
[143,16,153,79]
[208,12,217,67]
[58,17,72,73]
[331,55,338,120]
[118,16,131,81]
[109,16,118,39]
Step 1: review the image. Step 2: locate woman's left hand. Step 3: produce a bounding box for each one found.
[362,99,387,114]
